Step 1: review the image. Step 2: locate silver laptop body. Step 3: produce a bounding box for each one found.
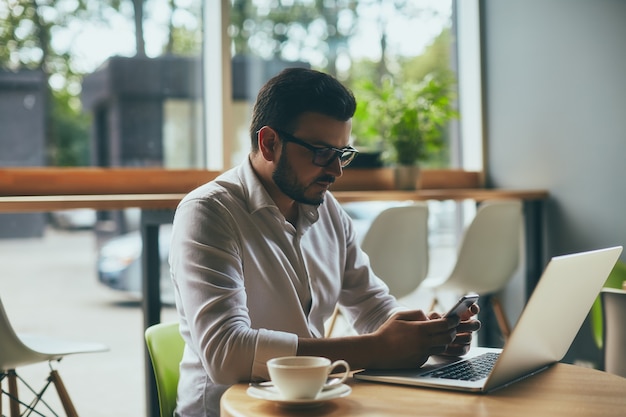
[354,246,623,393]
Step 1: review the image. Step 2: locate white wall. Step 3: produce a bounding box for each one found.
[481,0,626,365]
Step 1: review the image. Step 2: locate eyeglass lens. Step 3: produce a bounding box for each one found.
[314,148,357,167]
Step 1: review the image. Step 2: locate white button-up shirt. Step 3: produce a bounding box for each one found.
[169,158,402,416]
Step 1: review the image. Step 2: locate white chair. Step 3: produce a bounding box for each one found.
[420,199,523,340]
[360,203,430,299]
[0,297,108,417]
[326,203,430,336]
[600,288,626,377]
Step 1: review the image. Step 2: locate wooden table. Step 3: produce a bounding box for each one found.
[221,364,626,417]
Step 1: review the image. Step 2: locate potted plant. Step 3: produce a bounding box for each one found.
[352,72,457,189]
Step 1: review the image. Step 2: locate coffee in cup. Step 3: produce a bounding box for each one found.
[266,356,350,400]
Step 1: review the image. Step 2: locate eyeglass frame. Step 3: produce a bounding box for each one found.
[269,128,359,168]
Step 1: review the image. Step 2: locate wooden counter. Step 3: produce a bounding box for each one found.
[0,189,547,213]
[0,165,546,213]
[0,193,186,212]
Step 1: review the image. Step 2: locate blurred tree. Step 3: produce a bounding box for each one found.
[50,89,91,166]
[0,0,94,166]
[401,27,452,82]
[0,0,202,166]
[350,27,456,168]
[131,0,146,56]
[229,0,358,76]
[160,0,203,55]
[355,0,447,82]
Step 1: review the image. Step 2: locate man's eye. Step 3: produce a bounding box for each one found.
[316,148,335,157]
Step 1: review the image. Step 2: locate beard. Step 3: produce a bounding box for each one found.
[272,147,334,206]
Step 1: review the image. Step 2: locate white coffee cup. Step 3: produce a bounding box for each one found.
[266,356,350,400]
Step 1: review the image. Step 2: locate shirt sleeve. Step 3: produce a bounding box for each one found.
[170,195,298,385]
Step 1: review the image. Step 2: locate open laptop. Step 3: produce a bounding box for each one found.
[354,246,623,393]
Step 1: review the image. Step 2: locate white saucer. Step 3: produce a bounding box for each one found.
[246,383,352,407]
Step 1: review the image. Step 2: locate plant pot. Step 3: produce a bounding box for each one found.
[394,165,421,190]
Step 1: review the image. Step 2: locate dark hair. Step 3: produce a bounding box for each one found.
[249,67,357,151]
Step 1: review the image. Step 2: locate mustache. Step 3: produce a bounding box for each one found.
[315,175,336,184]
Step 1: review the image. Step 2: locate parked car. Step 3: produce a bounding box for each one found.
[96,201,456,304]
[97,224,174,304]
[50,209,97,229]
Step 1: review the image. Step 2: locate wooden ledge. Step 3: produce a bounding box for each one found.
[0,189,549,213]
[0,168,220,196]
[0,168,548,213]
[332,168,483,191]
[0,193,187,212]
[0,167,481,196]
[332,189,548,203]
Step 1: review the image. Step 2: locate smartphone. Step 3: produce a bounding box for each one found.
[443,293,479,318]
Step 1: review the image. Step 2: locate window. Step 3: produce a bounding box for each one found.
[1,0,481,172]
[211,0,482,171]
[1,0,205,169]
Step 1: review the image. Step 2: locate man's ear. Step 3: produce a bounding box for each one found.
[258,127,280,162]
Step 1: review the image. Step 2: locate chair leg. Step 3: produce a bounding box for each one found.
[8,369,20,417]
[49,369,79,417]
[491,296,511,341]
[429,297,439,313]
[3,367,80,417]
[325,306,341,338]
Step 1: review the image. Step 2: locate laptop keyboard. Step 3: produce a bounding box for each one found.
[421,352,500,381]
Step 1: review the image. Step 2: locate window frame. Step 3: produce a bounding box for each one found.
[0,0,484,206]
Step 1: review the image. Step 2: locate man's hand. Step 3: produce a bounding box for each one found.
[299,305,480,371]
[429,303,481,357]
[367,309,460,369]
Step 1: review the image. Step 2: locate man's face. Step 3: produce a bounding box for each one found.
[272,146,331,205]
[272,113,352,206]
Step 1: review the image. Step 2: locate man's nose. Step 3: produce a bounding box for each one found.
[325,156,343,177]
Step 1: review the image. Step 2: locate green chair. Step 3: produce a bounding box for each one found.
[145,322,185,417]
[590,260,626,349]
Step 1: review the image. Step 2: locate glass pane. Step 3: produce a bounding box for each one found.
[0,0,205,169]
[163,98,204,168]
[227,0,458,168]
[1,5,204,414]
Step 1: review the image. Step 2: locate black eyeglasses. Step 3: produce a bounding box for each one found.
[272,128,359,168]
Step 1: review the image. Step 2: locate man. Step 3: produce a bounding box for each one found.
[169,67,480,416]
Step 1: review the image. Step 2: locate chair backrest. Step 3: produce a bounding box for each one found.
[145,322,185,417]
[361,203,429,299]
[0,298,51,371]
[444,199,523,295]
[601,288,626,377]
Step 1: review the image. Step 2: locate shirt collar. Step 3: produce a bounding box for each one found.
[239,157,276,214]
